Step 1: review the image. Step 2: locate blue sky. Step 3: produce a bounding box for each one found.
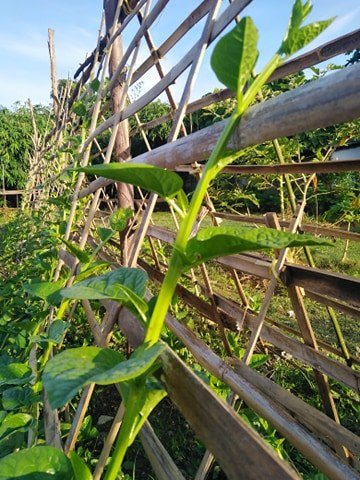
[1,1,359,108]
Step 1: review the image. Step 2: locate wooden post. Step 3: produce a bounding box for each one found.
[104,0,136,264]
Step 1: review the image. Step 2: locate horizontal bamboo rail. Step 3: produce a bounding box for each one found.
[78,63,360,198]
[175,158,360,175]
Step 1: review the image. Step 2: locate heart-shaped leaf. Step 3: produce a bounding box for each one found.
[0,364,32,387]
[97,227,114,243]
[2,387,35,411]
[211,17,258,103]
[0,413,32,442]
[60,268,148,321]
[61,239,90,264]
[0,446,74,480]
[110,207,133,232]
[76,163,183,199]
[48,320,68,344]
[279,0,334,56]
[43,343,165,408]
[182,226,332,269]
[24,281,63,306]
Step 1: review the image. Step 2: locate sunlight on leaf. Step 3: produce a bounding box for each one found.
[76,163,183,199]
[43,343,165,408]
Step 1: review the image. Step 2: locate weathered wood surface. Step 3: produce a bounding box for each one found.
[162,315,360,480]
[139,422,186,480]
[79,63,360,198]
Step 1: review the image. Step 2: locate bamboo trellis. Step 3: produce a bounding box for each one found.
[27,1,360,478]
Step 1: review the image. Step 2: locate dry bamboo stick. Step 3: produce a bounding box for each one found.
[176,158,360,175]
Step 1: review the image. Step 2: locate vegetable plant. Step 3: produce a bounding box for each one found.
[0,1,334,477]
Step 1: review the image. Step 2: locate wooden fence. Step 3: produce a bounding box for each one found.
[30,1,360,478]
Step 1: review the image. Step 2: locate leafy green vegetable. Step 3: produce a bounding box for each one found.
[24,281,63,306]
[61,239,90,264]
[182,226,332,269]
[110,207,133,232]
[72,101,86,117]
[279,0,334,56]
[60,268,148,320]
[76,163,183,199]
[211,17,258,103]
[43,344,165,408]
[0,446,74,479]
[0,364,32,387]
[2,387,35,411]
[97,227,114,243]
[0,413,32,442]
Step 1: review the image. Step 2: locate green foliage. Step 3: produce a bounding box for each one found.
[182,226,331,270]
[0,446,75,479]
[279,0,334,56]
[110,207,133,232]
[43,344,165,409]
[76,163,183,199]
[0,104,49,189]
[211,17,259,104]
[60,268,148,321]
[24,280,64,306]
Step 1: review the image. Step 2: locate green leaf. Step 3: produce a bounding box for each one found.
[2,387,35,411]
[182,226,332,269]
[279,1,334,56]
[61,268,149,321]
[110,207,133,232]
[72,101,86,117]
[76,261,110,282]
[63,265,146,300]
[280,19,334,56]
[97,227,114,243]
[90,78,101,92]
[0,413,32,442]
[61,239,90,264]
[0,364,32,387]
[118,376,167,445]
[48,320,68,344]
[211,17,258,103]
[68,452,92,480]
[176,190,189,213]
[0,446,74,479]
[24,281,63,306]
[76,163,183,199]
[43,343,165,408]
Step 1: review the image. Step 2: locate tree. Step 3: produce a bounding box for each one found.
[0,104,49,190]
